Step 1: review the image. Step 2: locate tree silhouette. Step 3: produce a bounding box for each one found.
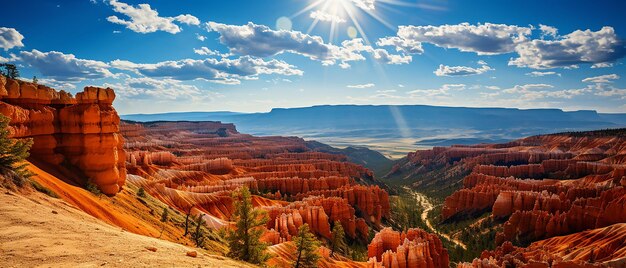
[0,63,19,79]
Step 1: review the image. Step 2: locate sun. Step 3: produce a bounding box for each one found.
[291,0,414,45]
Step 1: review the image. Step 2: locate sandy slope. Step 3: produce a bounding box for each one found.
[0,190,254,268]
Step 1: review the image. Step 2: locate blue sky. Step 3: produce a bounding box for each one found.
[1,0,625,114]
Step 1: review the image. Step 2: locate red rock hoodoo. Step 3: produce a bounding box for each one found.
[0,77,126,195]
[405,131,626,248]
[366,228,449,268]
[121,120,390,243]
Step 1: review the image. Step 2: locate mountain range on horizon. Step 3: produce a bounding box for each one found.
[122,104,626,158]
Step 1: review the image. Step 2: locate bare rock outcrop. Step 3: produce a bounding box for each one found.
[0,78,126,195]
[367,228,449,268]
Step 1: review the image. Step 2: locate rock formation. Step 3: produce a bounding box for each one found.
[0,77,126,195]
[461,223,626,267]
[397,129,626,267]
[120,120,390,247]
[366,228,449,268]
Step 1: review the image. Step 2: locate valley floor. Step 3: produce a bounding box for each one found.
[0,189,254,268]
[403,187,467,250]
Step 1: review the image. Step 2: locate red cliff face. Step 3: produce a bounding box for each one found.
[404,130,626,266]
[462,223,626,267]
[367,228,449,268]
[120,120,390,247]
[0,77,126,195]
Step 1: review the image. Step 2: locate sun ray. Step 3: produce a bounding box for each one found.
[340,0,370,44]
[359,7,395,30]
[291,0,325,19]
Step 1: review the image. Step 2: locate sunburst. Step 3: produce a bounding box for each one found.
[292,0,438,45]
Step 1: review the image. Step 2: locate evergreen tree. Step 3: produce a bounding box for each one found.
[330,221,346,257]
[158,207,169,238]
[293,224,321,268]
[0,114,33,185]
[183,204,195,236]
[192,214,206,248]
[226,186,270,264]
[137,187,146,198]
[0,64,19,79]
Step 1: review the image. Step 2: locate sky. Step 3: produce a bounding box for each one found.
[1,0,625,114]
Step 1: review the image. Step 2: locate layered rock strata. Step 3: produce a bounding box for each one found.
[0,77,126,195]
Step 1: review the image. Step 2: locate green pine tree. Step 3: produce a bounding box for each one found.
[0,64,19,79]
[293,224,321,268]
[330,220,346,257]
[0,114,33,186]
[192,214,206,248]
[158,207,169,238]
[226,186,270,265]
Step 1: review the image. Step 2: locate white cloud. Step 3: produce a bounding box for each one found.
[539,24,558,38]
[592,86,626,97]
[107,76,212,100]
[352,0,376,10]
[35,78,78,90]
[582,74,619,83]
[196,33,206,41]
[509,26,626,69]
[0,27,25,51]
[372,49,412,64]
[20,49,114,82]
[502,83,554,94]
[377,36,423,54]
[193,47,229,57]
[408,84,466,97]
[110,56,302,85]
[500,84,588,100]
[591,62,614,68]
[207,21,364,66]
[0,53,18,63]
[173,14,200,26]
[106,0,199,34]
[207,22,407,67]
[310,10,346,23]
[380,23,531,55]
[434,61,492,76]
[347,83,375,89]
[526,71,560,77]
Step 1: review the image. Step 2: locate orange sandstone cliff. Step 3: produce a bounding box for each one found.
[0,77,126,195]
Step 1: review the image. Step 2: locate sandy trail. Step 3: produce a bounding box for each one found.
[404,187,467,250]
[0,190,254,268]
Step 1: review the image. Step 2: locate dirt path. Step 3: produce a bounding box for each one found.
[404,187,467,250]
[0,190,254,268]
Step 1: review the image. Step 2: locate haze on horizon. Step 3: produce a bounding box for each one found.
[1,0,625,114]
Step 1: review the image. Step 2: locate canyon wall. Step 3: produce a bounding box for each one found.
[120,120,390,243]
[0,77,126,195]
[398,129,626,267]
[460,223,626,267]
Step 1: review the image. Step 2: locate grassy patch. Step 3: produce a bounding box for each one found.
[30,180,58,198]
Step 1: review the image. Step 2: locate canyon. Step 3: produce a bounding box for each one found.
[392,128,626,267]
[1,77,625,268]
